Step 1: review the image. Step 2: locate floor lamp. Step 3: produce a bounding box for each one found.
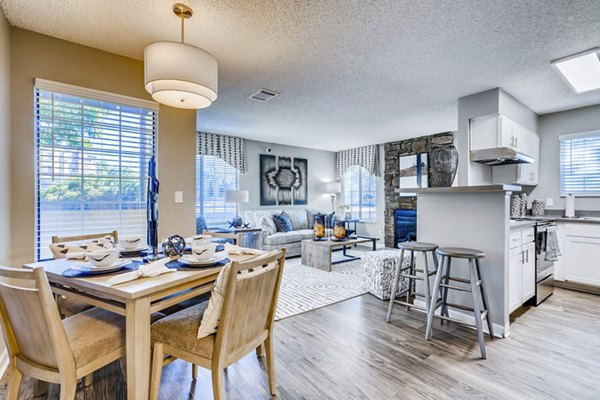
[325,182,341,213]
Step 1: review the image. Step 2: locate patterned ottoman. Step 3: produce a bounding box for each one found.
[361,250,409,300]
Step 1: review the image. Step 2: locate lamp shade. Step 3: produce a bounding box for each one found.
[144,41,218,109]
[225,190,250,203]
[325,182,342,194]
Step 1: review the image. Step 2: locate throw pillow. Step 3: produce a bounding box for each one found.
[197,250,280,338]
[273,212,293,232]
[259,214,277,236]
[326,212,336,229]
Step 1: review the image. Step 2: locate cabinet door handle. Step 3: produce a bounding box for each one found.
[521,250,525,264]
[515,137,518,148]
[526,249,529,263]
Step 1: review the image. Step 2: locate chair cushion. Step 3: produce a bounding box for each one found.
[273,212,293,232]
[264,229,314,246]
[63,307,125,368]
[58,296,93,317]
[284,209,309,230]
[152,301,215,358]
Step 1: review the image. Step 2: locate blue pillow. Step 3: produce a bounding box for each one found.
[273,212,293,232]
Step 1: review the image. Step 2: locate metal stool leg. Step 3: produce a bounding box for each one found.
[469,258,486,359]
[476,259,494,339]
[405,250,414,310]
[426,254,445,340]
[386,249,404,323]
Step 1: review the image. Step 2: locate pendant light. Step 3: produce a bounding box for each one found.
[144,3,218,109]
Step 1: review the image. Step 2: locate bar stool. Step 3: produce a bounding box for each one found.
[386,242,441,335]
[425,247,494,359]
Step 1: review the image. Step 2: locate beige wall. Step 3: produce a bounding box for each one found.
[9,28,197,265]
[0,7,10,267]
[0,5,10,375]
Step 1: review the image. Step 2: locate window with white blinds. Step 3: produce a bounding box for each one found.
[196,155,239,228]
[35,80,157,260]
[560,131,600,196]
[343,165,377,222]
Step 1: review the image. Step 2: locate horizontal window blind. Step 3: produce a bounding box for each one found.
[560,133,600,196]
[343,165,377,222]
[35,85,157,260]
[196,154,239,228]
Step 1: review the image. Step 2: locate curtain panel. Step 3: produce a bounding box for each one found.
[197,132,247,174]
[336,144,381,178]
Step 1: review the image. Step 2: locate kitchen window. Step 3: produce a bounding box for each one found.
[560,131,600,196]
[35,79,158,260]
[342,165,377,222]
[196,155,239,227]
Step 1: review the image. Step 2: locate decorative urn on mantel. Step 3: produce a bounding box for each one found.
[429,145,458,187]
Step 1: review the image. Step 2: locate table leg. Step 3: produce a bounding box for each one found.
[372,239,376,251]
[126,297,151,400]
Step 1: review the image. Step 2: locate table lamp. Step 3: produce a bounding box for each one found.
[225,189,250,227]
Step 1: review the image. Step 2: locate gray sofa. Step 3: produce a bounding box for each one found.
[244,209,329,257]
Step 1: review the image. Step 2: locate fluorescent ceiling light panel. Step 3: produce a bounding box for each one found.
[552,48,600,93]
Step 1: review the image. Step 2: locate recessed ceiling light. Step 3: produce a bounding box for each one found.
[551,48,600,93]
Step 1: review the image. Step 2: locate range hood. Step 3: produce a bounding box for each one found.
[470,147,534,166]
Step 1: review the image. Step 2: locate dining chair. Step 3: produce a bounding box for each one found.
[49,230,119,318]
[51,230,119,246]
[0,266,126,400]
[149,249,286,400]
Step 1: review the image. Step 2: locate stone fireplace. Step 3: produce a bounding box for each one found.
[384,132,454,247]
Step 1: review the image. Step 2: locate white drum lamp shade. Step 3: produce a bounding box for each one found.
[225,190,250,204]
[325,182,342,194]
[144,41,218,109]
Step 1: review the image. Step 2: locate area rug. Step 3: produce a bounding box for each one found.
[275,255,367,320]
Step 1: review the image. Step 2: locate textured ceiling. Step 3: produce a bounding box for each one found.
[2,0,600,151]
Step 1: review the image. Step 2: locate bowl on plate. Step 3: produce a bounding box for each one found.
[191,234,212,247]
[121,235,142,250]
[88,248,120,267]
[191,243,217,261]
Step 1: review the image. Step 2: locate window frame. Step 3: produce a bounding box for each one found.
[342,165,377,222]
[559,130,600,197]
[34,79,158,261]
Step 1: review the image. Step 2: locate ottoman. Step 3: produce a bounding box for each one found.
[361,250,409,300]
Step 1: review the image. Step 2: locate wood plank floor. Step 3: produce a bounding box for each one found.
[1,288,599,399]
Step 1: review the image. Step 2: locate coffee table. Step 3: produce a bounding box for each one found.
[301,236,378,272]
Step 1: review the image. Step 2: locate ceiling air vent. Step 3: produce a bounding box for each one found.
[250,89,279,102]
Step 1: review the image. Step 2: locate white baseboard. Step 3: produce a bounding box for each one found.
[414,299,507,338]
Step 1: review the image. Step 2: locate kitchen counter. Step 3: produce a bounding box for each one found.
[509,220,536,230]
[396,184,522,194]
[513,216,600,224]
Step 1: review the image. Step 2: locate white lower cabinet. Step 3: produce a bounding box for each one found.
[564,225,600,286]
[509,228,535,313]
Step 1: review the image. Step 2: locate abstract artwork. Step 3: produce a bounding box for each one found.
[399,153,428,197]
[260,154,308,206]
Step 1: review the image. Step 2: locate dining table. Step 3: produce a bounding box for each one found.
[23,252,253,400]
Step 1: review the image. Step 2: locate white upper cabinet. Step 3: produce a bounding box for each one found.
[470,114,540,186]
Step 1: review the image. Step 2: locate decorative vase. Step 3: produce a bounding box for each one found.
[333,220,346,240]
[313,214,326,240]
[430,146,458,187]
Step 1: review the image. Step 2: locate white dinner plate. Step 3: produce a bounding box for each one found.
[79,259,132,274]
[178,254,228,267]
[118,245,149,254]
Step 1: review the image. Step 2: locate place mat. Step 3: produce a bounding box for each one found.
[166,258,229,271]
[62,261,142,278]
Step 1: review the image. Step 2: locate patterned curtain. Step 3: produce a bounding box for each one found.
[336,144,381,178]
[197,132,247,174]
